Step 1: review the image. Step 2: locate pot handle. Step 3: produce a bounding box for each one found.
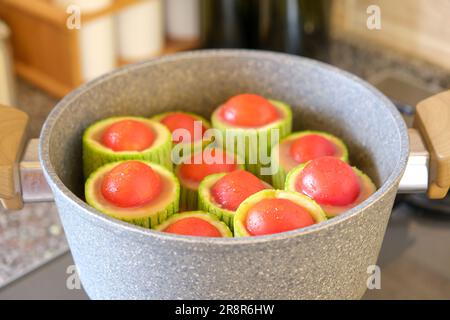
[413,90,450,199]
[0,104,29,209]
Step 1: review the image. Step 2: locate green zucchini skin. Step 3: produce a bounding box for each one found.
[151,111,213,158]
[285,162,376,218]
[82,116,172,179]
[153,211,233,237]
[211,99,292,183]
[197,173,235,230]
[85,160,180,229]
[271,130,349,189]
[233,189,327,237]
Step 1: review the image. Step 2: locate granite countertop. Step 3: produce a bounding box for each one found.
[0,203,66,287]
[0,38,449,297]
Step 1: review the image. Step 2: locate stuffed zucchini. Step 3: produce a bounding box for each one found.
[285,157,376,218]
[85,160,179,228]
[154,211,232,237]
[234,189,327,237]
[271,131,349,189]
[83,116,172,178]
[211,94,292,182]
[152,111,212,158]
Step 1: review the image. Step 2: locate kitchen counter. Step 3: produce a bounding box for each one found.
[1,38,449,298]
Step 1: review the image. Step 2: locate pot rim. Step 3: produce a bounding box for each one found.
[39,49,409,245]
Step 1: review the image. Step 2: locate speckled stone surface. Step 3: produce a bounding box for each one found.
[0,203,67,288]
[40,50,409,299]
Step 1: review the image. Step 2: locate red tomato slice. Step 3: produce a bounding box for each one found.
[179,149,238,183]
[101,120,155,152]
[164,217,222,237]
[289,134,337,163]
[296,156,360,206]
[219,93,280,127]
[160,113,206,143]
[245,198,315,236]
[101,161,161,208]
[211,170,269,211]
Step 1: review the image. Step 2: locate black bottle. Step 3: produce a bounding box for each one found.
[200,0,257,49]
[258,0,304,55]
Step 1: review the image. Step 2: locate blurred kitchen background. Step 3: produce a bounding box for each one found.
[0,0,449,299]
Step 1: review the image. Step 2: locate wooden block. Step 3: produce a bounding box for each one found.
[0,105,29,209]
[0,193,23,210]
[414,90,450,199]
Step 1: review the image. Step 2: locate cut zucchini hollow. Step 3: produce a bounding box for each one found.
[233,189,327,237]
[211,100,292,182]
[153,211,233,237]
[82,116,172,179]
[85,161,180,228]
[271,130,349,189]
[151,111,213,157]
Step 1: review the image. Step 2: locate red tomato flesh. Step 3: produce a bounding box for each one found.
[164,217,222,237]
[296,156,360,206]
[101,161,162,208]
[101,120,155,152]
[245,198,315,236]
[219,93,280,127]
[160,112,206,143]
[179,149,238,183]
[211,170,269,211]
[289,134,337,163]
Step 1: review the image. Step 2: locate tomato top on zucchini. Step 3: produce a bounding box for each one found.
[101,119,156,152]
[217,94,280,127]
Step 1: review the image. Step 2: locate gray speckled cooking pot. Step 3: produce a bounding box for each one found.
[39,50,408,299]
